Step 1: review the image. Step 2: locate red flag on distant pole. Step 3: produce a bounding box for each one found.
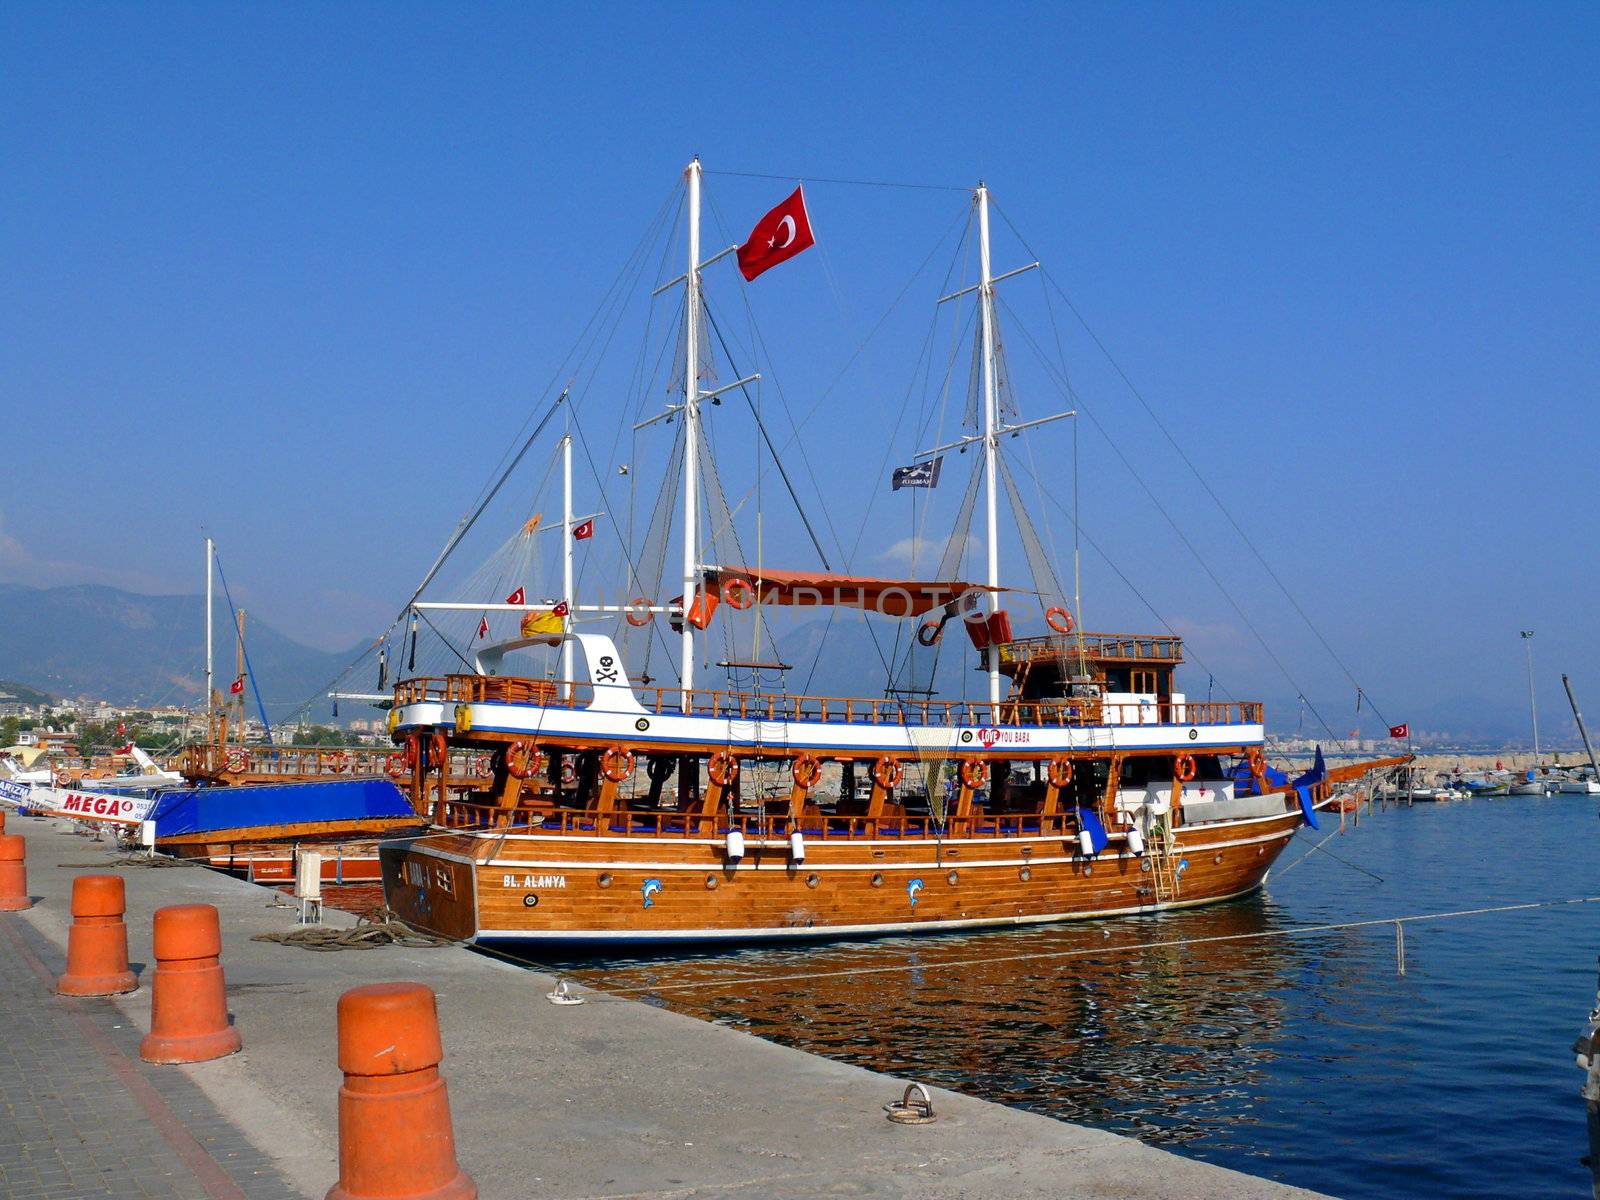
[737,186,815,281]
[1389,723,1409,738]
[116,721,126,737]
[476,616,490,639]
[505,587,525,605]
[117,742,133,755]
[229,676,245,695]
[572,519,594,541]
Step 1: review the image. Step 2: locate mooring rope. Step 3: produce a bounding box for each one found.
[593,895,1600,997]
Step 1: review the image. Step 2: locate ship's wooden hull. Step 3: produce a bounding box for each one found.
[379,807,1302,944]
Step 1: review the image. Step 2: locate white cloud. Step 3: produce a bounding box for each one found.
[876,534,983,570]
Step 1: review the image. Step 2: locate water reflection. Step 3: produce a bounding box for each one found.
[523,895,1352,1149]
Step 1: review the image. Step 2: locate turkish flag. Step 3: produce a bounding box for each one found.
[476,616,490,639]
[737,186,815,281]
[572,519,594,541]
[1389,723,1409,738]
[229,676,245,695]
[505,586,525,605]
[116,721,126,736]
[552,600,570,617]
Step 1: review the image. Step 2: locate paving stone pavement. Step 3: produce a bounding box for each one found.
[0,915,307,1200]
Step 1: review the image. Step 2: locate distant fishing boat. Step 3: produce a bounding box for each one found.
[375,160,1406,945]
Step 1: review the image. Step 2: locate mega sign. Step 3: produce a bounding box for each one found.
[29,787,157,826]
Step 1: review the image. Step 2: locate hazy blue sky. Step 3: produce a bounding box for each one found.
[3,2,1596,740]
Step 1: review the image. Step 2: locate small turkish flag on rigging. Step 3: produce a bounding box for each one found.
[505,587,525,605]
[1389,723,1409,739]
[229,676,245,695]
[552,600,570,617]
[476,616,490,639]
[572,519,594,540]
[736,186,815,281]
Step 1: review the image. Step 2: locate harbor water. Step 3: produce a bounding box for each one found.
[535,793,1600,1198]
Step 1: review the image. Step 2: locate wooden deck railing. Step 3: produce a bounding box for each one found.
[997,631,1184,667]
[178,742,491,782]
[394,675,1262,729]
[431,800,1081,841]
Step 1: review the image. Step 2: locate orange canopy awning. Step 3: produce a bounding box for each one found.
[703,567,1001,619]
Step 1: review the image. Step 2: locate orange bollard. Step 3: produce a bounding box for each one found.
[327,982,477,1200]
[0,807,7,831]
[0,833,29,911]
[58,875,137,996]
[139,904,242,1064]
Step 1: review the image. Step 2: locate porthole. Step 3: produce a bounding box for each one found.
[705,874,718,890]
[1213,853,1223,865]
[806,873,820,889]
[1140,860,1151,873]
[871,872,884,887]
[597,872,613,888]
[946,870,959,886]
[1020,846,1033,857]
[1019,866,1031,882]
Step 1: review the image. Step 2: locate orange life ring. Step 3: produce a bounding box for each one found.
[384,751,407,777]
[916,620,943,647]
[225,749,248,774]
[708,750,740,788]
[1175,754,1197,782]
[625,598,654,627]
[1045,606,1075,634]
[506,740,545,781]
[601,746,635,784]
[1048,757,1074,788]
[872,755,904,790]
[53,770,71,788]
[958,759,987,790]
[791,754,822,789]
[721,575,756,610]
[402,737,419,771]
[559,757,578,787]
[430,732,448,773]
[1246,746,1266,779]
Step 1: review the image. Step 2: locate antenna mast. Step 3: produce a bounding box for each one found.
[204,536,214,738]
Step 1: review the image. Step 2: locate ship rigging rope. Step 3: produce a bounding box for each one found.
[586,895,1600,998]
[703,168,969,193]
[990,197,1395,732]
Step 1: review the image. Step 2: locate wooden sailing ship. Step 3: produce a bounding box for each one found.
[378,160,1402,944]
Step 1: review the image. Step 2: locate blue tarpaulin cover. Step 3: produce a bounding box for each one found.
[1076,806,1109,854]
[148,778,415,838]
[1290,746,1328,830]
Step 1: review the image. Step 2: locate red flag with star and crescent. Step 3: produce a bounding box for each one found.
[1389,723,1409,738]
[505,586,525,605]
[737,186,815,281]
[572,519,594,541]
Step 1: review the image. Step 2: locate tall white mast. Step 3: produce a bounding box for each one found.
[976,184,1002,706]
[680,157,703,709]
[561,430,575,689]
[204,536,214,734]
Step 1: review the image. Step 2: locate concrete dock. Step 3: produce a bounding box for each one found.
[1,813,1327,1199]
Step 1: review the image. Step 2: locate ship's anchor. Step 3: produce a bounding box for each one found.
[884,1082,936,1125]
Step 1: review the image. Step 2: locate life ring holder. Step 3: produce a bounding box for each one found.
[721,576,757,610]
[708,750,740,788]
[872,756,904,790]
[1047,757,1074,789]
[1174,754,1198,783]
[601,746,636,784]
[791,754,822,790]
[506,740,545,781]
[958,759,987,790]
[1045,606,1075,635]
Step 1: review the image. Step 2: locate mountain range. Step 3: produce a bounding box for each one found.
[0,582,362,721]
[0,581,1553,745]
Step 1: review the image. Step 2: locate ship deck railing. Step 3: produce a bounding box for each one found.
[395,675,1262,730]
[428,800,1087,840]
[996,631,1184,667]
